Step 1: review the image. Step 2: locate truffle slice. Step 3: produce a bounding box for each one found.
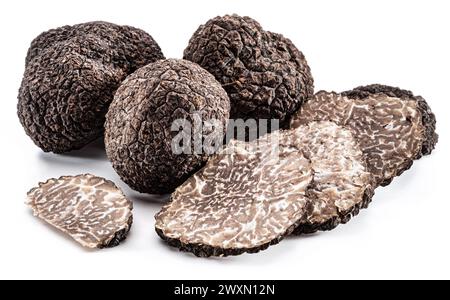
[342,84,438,157]
[291,90,431,186]
[26,174,133,249]
[105,59,230,194]
[291,121,375,234]
[184,14,314,130]
[18,21,164,153]
[155,130,313,257]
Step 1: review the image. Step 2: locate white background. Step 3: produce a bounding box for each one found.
[0,0,448,280]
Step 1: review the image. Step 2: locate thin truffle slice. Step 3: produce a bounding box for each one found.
[155,131,313,257]
[342,84,438,157]
[291,121,375,234]
[291,90,430,186]
[26,174,133,249]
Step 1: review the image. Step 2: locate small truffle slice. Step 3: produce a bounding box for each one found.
[26,174,133,249]
[291,90,429,186]
[291,122,375,234]
[155,131,313,257]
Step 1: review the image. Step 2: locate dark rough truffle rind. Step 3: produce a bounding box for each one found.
[25,21,164,73]
[100,215,133,249]
[291,122,375,234]
[18,35,125,153]
[18,21,164,153]
[155,131,314,257]
[295,187,373,234]
[342,84,438,158]
[105,59,230,194]
[26,174,133,249]
[155,215,306,257]
[183,15,314,128]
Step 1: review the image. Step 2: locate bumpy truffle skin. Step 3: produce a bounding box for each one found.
[26,174,133,249]
[183,15,314,129]
[155,130,314,257]
[342,84,438,158]
[291,90,428,187]
[18,21,164,153]
[291,122,375,234]
[25,21,164,73]
[105,59,230,194]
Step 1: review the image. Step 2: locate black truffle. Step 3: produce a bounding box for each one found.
[105,59,230,194]
[155,130,314,257]
[184,14,314,130]
[18,21,164,153]
[291,87,437,186]
[26,174,133,249]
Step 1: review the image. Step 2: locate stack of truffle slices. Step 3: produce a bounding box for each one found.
[19,16,437,256]
[156,84,438,257]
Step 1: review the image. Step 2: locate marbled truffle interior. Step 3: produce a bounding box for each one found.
[26,174,133,249]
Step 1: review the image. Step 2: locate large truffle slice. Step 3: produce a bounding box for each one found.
[155,130,314,257]
[105,59,230,194]
[291,121,375,234]
[184,14,314,130]
[291,89,434,186]
[26,174,133,249]
[18,21,164,153]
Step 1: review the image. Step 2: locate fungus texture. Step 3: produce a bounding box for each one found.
[291,122,375,234]
[105,59,230,194]
[291,87,437,186]
[184,15,314,130]
[26,174,133,249]
[342,84,438,158]
[18,21,164,153]
[155,130,313,257]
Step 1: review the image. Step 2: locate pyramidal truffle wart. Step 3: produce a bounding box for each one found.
[18,21,165,153]
[184,14,314,130]
[155,130,314,257]
[105,59,230,194]
[291,121,375,234]
[291,85,438,186]
[26,174,133,249]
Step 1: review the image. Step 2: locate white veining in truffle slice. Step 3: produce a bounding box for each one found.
[156,130,313,255]
[26,174,133,249]
[291,92,424,186]
[291,121,374,232]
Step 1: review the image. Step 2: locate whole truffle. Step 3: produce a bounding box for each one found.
[105,59,230,194]
[184,15,314,130]
[18,21,165,153]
